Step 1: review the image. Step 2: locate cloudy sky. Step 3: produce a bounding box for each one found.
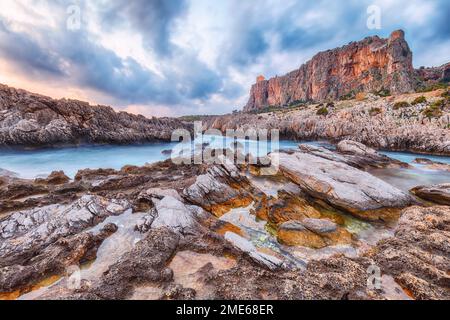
[0,0,448,117]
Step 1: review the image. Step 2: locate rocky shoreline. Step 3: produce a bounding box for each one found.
[0,84,192,148]
[205,89,450,156]
[1,141,449,300]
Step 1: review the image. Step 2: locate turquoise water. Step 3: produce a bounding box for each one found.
[1,136,450,184]
[379,151,450,166]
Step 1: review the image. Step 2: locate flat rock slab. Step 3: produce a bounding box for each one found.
[273,148,414,220]
[411,184,450,205]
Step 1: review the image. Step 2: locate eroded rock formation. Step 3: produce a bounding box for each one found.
[0,84,192,147]
[244,30,417,111]
[0,142,449,300]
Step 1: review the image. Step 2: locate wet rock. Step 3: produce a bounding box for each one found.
[263,191,322,225]
[301,218,337,234]
[161,149,173,156]
[277,219,351,249]
[277,221,326,248]
[0,223,117,293]
[183,163,256,217]
[413,158,450,172]
[274,148,414,221]
[0,195,130,266]
[410,184,450,205]
[224,232,285,271]
[335,140,409,169]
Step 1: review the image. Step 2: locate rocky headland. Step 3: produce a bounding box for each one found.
[0,84,192,148]
[244,30,449,112]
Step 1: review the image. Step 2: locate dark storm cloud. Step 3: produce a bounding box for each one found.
[0,21,64,76]
[99,0,188,56]
[0,0,448,115]
[0,0,225,106]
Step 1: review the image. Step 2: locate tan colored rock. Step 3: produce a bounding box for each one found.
[35,171,70,185]
[277,221,326,248]
[277,219,351,248]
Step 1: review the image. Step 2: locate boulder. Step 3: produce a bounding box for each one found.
[410,184,450,205]
[335,140,408,168]
[273,148,414,220]
[183,163,256,217]
[413,158,450,172]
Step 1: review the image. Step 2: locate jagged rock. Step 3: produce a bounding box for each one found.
[151,196,200,235]
[207,206,450,300]
[0,84,192,147]
[0,195,130,266]
[0,223,117,293]
[135,188,200,235]
[224,232,285,271]
[87,227,180,300]
[244,30,416,111]
[416,62,450,84]
[369,206,450,300]
[35,171,70,185]
[183,163,256,217]
[205,94,450,156]
[273,148,414,220]
[410,184,450,205]
[138,188,183,203]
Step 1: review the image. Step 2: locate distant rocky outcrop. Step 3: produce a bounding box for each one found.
[244,30,448,112]
[0,84,192,148]
[205,89,450,155]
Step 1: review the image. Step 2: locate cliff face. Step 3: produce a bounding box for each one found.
[244,30,417,112]
[0,84,192,147]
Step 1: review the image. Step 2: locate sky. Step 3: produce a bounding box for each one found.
[0,0,449,117]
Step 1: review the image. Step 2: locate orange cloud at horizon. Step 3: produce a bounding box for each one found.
[0,59,174,118]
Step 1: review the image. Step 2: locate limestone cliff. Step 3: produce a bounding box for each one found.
[244,30,417,111]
